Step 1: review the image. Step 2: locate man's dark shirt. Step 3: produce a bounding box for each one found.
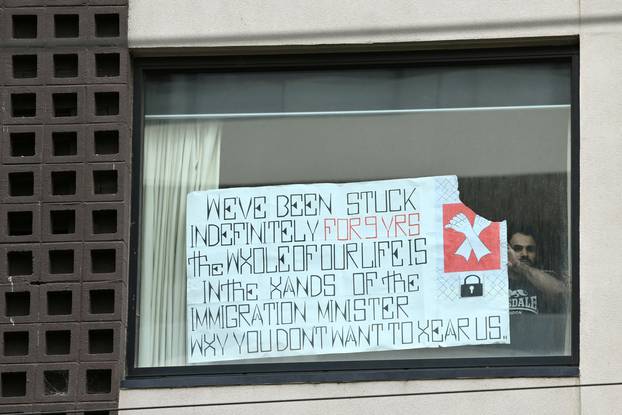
[507,268,567,353]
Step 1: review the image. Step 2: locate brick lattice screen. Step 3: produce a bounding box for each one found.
[1,1,129,413]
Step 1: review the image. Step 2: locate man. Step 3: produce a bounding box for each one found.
[506,228,569,353]
[507,230,568,315]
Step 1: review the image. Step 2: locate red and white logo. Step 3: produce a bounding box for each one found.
[443,203,500,273]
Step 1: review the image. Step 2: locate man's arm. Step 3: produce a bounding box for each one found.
[508,248,569,296]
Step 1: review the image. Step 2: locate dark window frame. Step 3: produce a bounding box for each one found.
[126,45,580,388]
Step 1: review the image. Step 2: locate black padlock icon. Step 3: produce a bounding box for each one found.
[460,274,483,297]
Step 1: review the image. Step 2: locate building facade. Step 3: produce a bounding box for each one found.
[2,0,622,414]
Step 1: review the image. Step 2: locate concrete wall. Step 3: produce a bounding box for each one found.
[121,0,622,413]
[0,1,130,412]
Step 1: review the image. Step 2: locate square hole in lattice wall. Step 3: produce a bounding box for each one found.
[95,54,120,77]
[86,369,111,394]
[50,210,76,235]
[54,54,79,78]
[12,15,37,39]
[9,172,34,197]
[11,94,36,117]
[95,14,119,37]
[93,171,118,194]
[91,249,116,273]
[44,370,69,395]
[1,372,27,397]
[8,211,33,236]
[5,292,30,317]
[10,132,36,157]
[90,290,114,314]
[94,130,119,155]
[12,55,37,79]
[92,210,117,234]
[3,331,29,356]
[53,93,78,117]
[52,132,78,156]
[51,171,76,195]
[45,330,71,355]
[54,14,79,38]
[8,251,33,276]
[47,291,72,316]
[49,250,74,274]
[88,329,114,354]
[95,92,119,116]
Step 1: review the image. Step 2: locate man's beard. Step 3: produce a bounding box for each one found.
[519,257,535,266]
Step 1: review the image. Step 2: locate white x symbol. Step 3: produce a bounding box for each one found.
[445,213,492,261]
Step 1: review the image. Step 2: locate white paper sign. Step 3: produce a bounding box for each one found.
[186,176,509,363]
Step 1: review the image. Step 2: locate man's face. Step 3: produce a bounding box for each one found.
[510,233,537,266]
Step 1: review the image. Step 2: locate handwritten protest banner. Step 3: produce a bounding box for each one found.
[186,175,509,363]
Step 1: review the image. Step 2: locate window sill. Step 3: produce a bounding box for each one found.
[122,366,579,389]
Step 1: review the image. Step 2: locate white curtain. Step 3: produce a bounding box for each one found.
[138,119,221,367]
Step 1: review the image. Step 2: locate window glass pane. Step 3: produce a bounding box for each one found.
[137,62,571,367]
[145,63,570,115]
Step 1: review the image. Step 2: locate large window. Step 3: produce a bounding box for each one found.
[128,48,578,383]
